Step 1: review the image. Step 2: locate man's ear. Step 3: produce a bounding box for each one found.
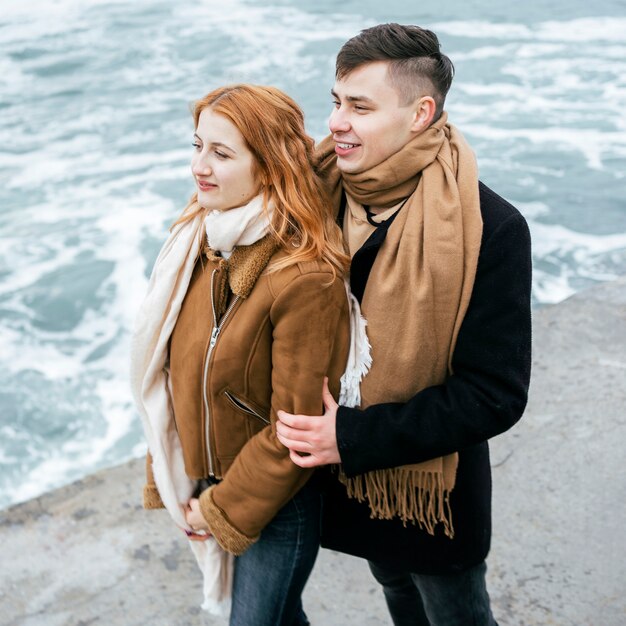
[410,96,437,134]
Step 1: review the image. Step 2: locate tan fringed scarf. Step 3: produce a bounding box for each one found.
[315,113,483,537]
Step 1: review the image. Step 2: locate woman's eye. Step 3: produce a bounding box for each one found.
[355,105,368,112]
[215,151,229,159]
[332,100,340,108]
[192,142,201,149]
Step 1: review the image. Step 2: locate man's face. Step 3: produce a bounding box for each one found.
[329,61,418,174]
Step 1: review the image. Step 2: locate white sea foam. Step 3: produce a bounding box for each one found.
[531,221,626,259]
[433,17,626,42]
[516,202,551,219]
[526,218,626,304]
[0,187,177,507]
[464,124,626,171]
[535,18,626,42]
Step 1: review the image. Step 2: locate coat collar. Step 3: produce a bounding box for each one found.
[204,235,278,298]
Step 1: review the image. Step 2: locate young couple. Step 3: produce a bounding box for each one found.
[131,23,532,626]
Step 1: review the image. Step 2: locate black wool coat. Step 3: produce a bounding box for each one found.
[321,181,532,574]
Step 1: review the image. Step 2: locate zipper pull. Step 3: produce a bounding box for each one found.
[209,326,220,348]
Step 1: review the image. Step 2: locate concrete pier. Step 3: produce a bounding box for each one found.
[1,276,625,626]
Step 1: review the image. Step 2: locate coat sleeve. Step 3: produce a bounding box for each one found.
[199,271,349,554]
[143,451,165,509]
[336,211,532,477]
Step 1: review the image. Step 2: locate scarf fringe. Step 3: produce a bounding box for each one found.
[339,286,372,408]
[337,467,455,539]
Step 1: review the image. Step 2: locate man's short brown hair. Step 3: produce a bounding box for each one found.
[336,23,454,120]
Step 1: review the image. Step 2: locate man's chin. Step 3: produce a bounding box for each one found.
[336,156,364,175]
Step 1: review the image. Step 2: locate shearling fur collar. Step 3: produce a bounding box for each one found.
[204,235,278,298]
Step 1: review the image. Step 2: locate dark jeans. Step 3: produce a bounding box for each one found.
[229,480,321,626]
[368,560,498,626]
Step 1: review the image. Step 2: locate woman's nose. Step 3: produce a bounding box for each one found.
[192,155,211,176]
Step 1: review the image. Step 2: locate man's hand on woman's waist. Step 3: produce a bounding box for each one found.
[276,377,341,468]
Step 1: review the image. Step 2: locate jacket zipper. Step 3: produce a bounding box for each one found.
[224,390,270,425]
[202,268,240,477]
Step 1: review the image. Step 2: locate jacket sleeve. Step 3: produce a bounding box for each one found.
[143,451,165,509]
[199,271,349,554]
[336,211,532,477]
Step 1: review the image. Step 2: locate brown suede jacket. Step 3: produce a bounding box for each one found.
[143,235,350,555]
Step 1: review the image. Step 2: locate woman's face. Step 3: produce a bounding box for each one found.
[191,108,260,212]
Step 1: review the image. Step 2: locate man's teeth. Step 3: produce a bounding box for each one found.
[338,143,358,149]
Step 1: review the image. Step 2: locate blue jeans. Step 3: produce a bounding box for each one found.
[229,480,321,626]
[368,560,498,626]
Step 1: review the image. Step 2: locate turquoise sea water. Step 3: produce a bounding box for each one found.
[1,0,625,508]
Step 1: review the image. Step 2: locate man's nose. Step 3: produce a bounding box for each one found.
[329,107,350,134]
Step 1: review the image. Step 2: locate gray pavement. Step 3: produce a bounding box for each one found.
[1,276,625,626]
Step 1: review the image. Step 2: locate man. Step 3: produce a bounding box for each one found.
[276,23,531,625]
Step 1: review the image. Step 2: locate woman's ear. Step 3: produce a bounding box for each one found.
[410,96,437,134]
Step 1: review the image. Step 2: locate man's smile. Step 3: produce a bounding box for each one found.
[334,140,361,157]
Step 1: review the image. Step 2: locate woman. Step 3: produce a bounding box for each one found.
[131,85,351,625]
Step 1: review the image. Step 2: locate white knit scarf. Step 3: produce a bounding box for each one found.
[130,209,233,617]
[130,195,370,618]
[204,194,273,258]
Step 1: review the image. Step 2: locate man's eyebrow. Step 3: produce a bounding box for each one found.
[330,89,375,104]
[193,134,236,153]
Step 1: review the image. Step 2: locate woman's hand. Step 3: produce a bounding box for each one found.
[184,498,212,541]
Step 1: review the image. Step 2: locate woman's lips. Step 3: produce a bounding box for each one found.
[197,180,217,191]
